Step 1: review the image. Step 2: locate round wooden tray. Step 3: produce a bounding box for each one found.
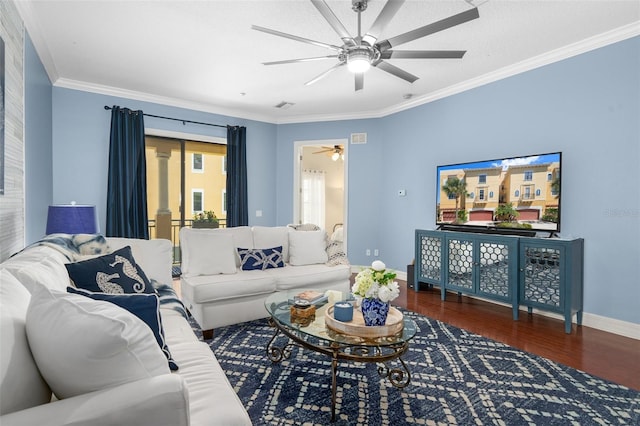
[325,305,404,338]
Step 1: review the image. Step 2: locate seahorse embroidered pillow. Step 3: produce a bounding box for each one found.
[65,246,154,294]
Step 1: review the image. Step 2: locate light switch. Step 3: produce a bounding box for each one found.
[256,210,263,217]
[398,189,406,197]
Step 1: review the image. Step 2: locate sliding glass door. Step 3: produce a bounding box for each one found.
[145,136,226,263]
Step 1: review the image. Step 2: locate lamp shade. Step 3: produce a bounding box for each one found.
[46,205,98,235]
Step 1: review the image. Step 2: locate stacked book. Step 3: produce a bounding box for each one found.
[291,290,328,306]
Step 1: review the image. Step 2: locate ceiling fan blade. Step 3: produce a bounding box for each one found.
[380,50,466,60]
[376,7,479,51]
[310,0,356,47]
[305,63,344,86]
[355,72,364,91]
[251,25,342,52]
[374,60,419,83]
[314,145,342,154]
[263,55,339,66]
[362,0,405,46]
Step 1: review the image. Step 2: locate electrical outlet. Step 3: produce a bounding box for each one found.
[366,249,371,256]
[374,249,379,256]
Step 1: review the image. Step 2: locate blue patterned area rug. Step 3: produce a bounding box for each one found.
[192,310,639,425]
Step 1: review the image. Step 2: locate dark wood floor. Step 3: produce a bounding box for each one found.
[394,280,640,391]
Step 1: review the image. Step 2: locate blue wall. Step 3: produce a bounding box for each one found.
[275,118,385,262]
[50,89,278,233]
[24,33,53,243]
[24,34,638,324]
[276,37,640,324]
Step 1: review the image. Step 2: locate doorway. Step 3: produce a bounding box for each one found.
[293,139,348,248]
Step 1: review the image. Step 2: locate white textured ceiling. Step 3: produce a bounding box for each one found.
[17,0,640,124]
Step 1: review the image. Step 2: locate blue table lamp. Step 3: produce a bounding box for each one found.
[46,203,98,235]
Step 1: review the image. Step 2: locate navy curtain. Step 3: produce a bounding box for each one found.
[226,126,248,227]
[105,106,149,239]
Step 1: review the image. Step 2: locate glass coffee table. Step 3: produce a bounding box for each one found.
[264,290,417,422]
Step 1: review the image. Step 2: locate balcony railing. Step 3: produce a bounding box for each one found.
[147,219,227,264]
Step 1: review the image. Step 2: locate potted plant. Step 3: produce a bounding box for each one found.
[192,210,219,229]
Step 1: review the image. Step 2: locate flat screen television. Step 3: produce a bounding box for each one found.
[436,152,561,236]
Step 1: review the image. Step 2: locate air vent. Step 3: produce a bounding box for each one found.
[274,101,295,109]
[350,133,367,144]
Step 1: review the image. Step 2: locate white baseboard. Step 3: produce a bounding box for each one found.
[581,313,640,340]
[356,266,640,340]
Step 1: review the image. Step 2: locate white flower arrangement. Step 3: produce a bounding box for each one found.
[351,260,400,303]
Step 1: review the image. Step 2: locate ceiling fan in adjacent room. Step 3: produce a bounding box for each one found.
[314,145,344,161]
[252,0,479,91]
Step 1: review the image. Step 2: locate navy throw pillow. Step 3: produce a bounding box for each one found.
[67,286,178,371]
[237,246,285,271]
[65,246,154,294]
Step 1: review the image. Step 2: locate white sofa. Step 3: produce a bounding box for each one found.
[0,235,251,426]
[179,226,351,336]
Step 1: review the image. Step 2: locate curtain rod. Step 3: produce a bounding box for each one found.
[104,105,231,129]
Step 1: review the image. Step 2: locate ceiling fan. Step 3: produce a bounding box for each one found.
[314,145,344,161]
[252,0,479,91]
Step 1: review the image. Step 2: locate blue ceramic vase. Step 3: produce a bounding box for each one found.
[361,298,390,326]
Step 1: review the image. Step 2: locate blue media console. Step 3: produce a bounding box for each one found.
[415,229,584,334]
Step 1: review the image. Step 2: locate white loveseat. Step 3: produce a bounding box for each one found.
[179,226,351,336]
[0,235,251,426]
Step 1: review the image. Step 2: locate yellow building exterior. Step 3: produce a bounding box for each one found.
[438,169,466,222]
[504,163,557,220]
[145,136,227,240]
[438,162,560,224]
[464,167,502,221]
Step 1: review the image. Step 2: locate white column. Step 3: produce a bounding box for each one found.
[155,148,172,240]
[157,150,171,214]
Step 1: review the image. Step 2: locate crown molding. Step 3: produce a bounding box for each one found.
[14,0,59,83]
[275,108,389,125]
[375,22,640,120]
[279,22,640,124]
[18,0,639,127]
[54,78,275,125]
[55,76,389,125]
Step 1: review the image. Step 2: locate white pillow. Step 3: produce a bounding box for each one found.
[180,231,236,277]
[107,237,173,285]
[3,255,71,293]
[25,286,170,399]
[252,226,290,262]
[0,271,52,413]
[211,226,254,266]
[288,230,329,266]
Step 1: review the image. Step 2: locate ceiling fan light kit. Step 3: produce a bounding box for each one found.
[347,47,374,73]
[314,145,345,161]
[253,0,480,91]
